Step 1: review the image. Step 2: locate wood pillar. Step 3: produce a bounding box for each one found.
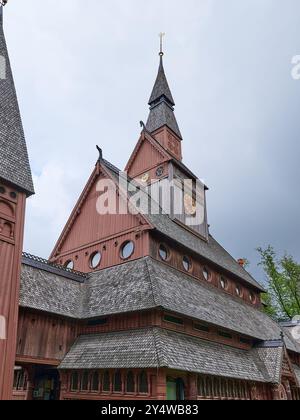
[186,374,197,400]
[25,366,35,401]
[0,187,26,400]
[156,369,167,400]
[282,380,292,401]
[59,371,68,401]
[272,384,288,401]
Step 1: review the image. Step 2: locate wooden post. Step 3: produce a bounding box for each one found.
[0,189,27,400]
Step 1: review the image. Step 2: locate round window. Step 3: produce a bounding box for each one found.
[65,260,74,270]
[249,292,256,304]
[90,252,102,269]
[183,256,192,272]
[158,244,169,261]
[120,241,135,259]
[203,268,211,281]
[236,285,242,297]
[220,276,227,289]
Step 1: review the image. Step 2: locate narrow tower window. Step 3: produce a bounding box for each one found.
[91,372,99,392]
[126,371,135,393]
[71,372,79,391]
[113,370,122,393]
[138,371,148,394]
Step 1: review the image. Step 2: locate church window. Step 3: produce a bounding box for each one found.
[87,318,108,327]
[13,368,25,390]
[194,323,210,333]
[113,370,122,393]
[91,372,99,392]
[120,241,135,259]
[235,284,243,297]
[10,191,17,199]
[103,371,111,392]
[158,244,169,261]
[240,337,251,345]
[126,371,135,393]
[81,371,89,391]
[0,186,6,194]
[206,377,213,396]
[203,267,211,281]
[71,372,79,391]
[218,330,233,340]
[138,371,148,394]
[65,260,74,270]
[220,276,228,290]
[164,314,184,326]
[249,292,256,304]
[90,251,102,269]
[182,256,192,272]
[197,376,206,397]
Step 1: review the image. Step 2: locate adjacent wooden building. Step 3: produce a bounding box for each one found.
[1,4,300,400]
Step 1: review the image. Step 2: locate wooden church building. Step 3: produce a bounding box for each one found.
[1,4,300,400]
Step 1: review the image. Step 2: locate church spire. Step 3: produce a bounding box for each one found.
[0,1,34,195]
[146,34,182,142]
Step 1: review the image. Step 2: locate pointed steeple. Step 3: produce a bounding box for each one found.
[146,41,182,140]
[148,55,175,107]
[0,4,34,195]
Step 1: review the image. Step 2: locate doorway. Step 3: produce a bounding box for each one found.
[167,378,185,401]
[33,368,60,400]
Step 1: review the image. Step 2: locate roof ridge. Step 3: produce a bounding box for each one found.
[22,252,87,282]
[152,327,165,368]
[144,258,159,308]
[0,7,34,195]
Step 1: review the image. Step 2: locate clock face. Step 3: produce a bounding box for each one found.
[156,166,164,178]
[141,173,150,183]
[184,194,197,216]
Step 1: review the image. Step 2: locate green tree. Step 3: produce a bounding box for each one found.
[257,246,300,320]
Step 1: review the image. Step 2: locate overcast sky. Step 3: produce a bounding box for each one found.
[4,0,300,282]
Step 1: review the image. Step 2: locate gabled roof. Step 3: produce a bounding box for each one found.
[50,159,151,259]
[0,7,34,195]
[58,327,272,383]
[125,130,172,174]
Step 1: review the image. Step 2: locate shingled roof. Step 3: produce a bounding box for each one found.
[59,327,274,383]
[20,255,300,353]
[0,7,34,195]
[146,56,182,139]
[148,56,175,106]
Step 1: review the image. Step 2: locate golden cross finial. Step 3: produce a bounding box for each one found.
[159,32,166,56]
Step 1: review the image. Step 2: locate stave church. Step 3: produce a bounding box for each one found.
[1,4,300,400]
